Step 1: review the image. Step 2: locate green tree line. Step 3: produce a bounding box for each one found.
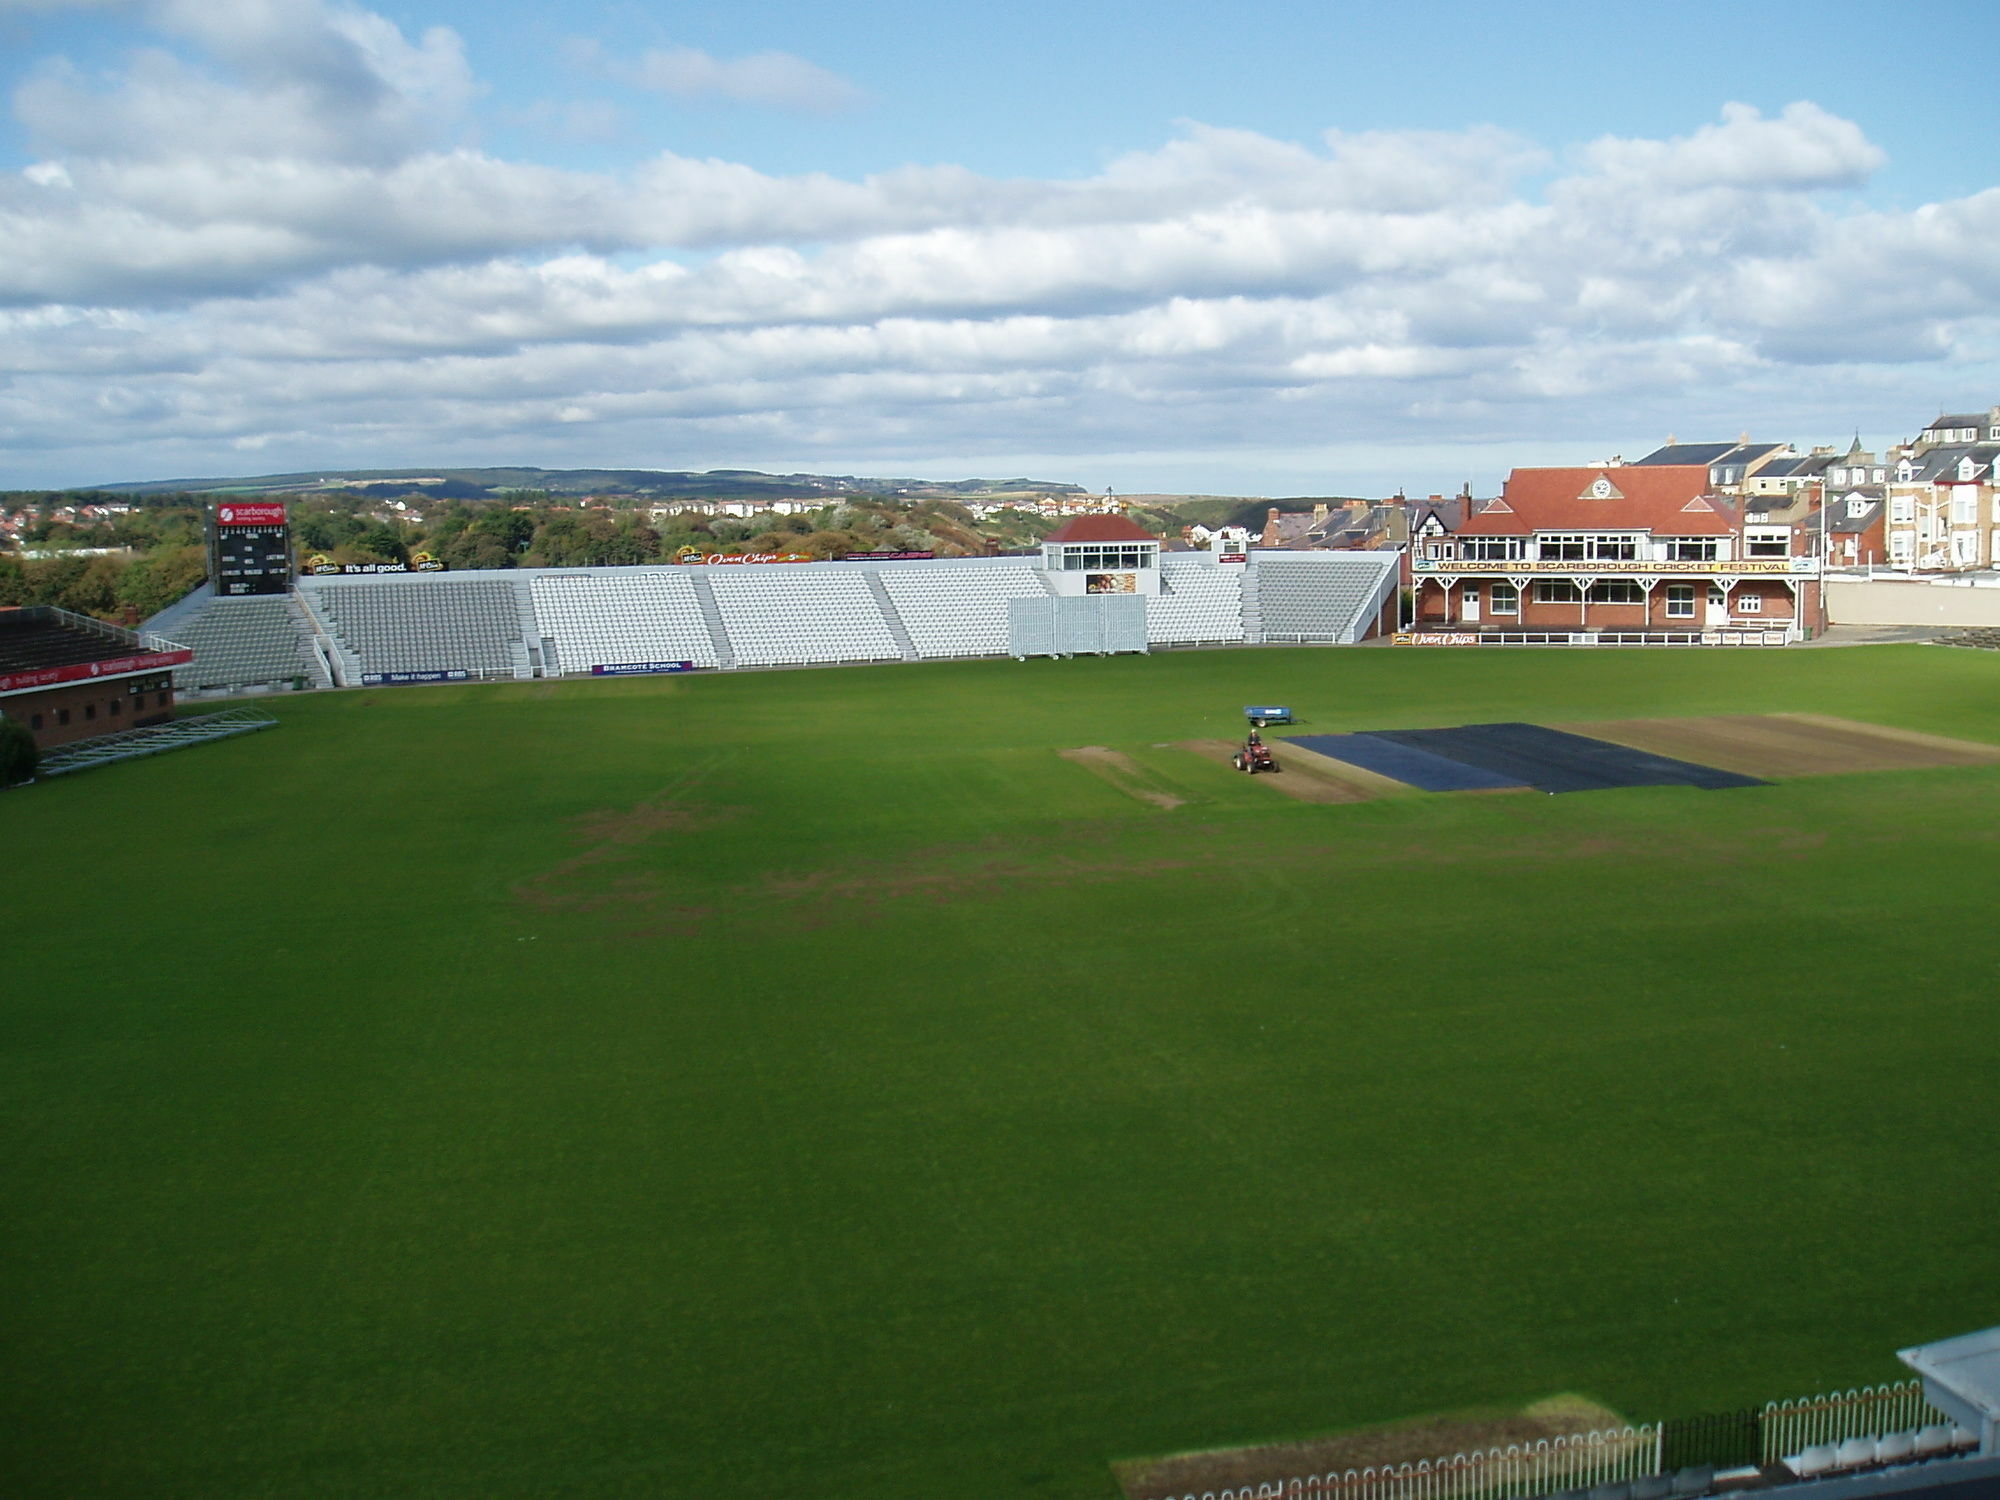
[3,487,1090,623]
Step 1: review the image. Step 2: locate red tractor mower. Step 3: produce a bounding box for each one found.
[1232,730,1278,774]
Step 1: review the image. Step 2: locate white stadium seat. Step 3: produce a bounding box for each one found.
[1252,553,1399,644]
[705,569,902,666]
[531,570,718,673]
[309,578,523,676]
[878,563,1051,657]
[1148,560,1244,644]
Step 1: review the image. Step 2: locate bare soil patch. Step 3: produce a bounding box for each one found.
[1174,739,1376,803]
[1060,746,1186,810]
[514,792,737,914]
[1554,713,2000,780]
[1115,1395,1630,1500]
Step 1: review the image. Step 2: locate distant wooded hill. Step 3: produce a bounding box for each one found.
[85,467,1091,502]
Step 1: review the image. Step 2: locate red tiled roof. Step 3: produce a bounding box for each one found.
[1460,466,1737,536]
[1043,514,1158,544]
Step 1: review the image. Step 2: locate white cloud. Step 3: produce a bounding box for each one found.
[13,0,473,165]
[1578,101,1885,192]
[613,43,865,113]
[1,1,1996,489]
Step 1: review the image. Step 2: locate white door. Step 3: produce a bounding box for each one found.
[1461,585,1481,623]
[1705,586,1728,626]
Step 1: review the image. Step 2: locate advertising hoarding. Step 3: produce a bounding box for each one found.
[214,502,288,527]
[590,662,697,676]
[676,551,812,565]
[305,553,444,575]
[0,648,194,695]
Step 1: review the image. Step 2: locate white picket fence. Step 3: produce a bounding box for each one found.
[1759,1379,1937,1465]
[1153,1424,1662,1500]
[1149,1379,1959,1500]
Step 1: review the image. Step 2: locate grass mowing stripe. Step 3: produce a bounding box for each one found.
[4,645,1999,1498]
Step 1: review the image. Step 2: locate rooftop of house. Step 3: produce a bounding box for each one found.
[1926,410,1998,430]
[1823,495,1885,533]
[1631,440,1787,470]
[1900,443,2000,483]
[1752,454,1836,480]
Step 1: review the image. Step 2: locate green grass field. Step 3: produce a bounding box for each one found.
[7,644,2000,1499]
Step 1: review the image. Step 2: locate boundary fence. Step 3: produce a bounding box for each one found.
[1151,1426,1662,1500]
[1759,1381,1935,1465]
[1144,1380,1962,1500]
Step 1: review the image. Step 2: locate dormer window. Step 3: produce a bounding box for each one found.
[1846,497,1868,519]
[1959,458,1977,482]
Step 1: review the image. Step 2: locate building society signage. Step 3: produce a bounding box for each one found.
[0,648,194,694]
[214,502,289,527]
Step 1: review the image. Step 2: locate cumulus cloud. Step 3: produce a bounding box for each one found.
[613,43,865,113]
[13,0,472,164]
[1580,101,1885,192]
[1,0,1996,488]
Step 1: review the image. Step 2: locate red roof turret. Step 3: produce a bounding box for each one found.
[1043,514,1157,544]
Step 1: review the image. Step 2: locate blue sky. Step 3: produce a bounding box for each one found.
[2,0,1997,493]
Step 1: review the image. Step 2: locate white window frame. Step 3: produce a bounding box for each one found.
[1660,536,1720,562]
[1736,593,1763,614]
[1532,579,1581,603]
[1951,492,1977,525]
[1889,496,1915,524]
[1488,582,1519,615]
[1664,584,1696,618]
[1744,527,1790,558]
[1889,533,1914,564]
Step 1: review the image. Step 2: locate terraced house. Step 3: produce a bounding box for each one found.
[1410,463,1822,640]
[1884,408,2000,570]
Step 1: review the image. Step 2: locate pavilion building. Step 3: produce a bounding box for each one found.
[1410,465,1823,639]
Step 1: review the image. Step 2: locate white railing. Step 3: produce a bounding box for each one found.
[1412,558,1818,577]
[1760,1380,1938,1465]
[1151,1425,1662,1500]
[1394,629,1797,647]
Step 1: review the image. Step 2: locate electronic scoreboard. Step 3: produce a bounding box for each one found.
[206,501,294,596]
